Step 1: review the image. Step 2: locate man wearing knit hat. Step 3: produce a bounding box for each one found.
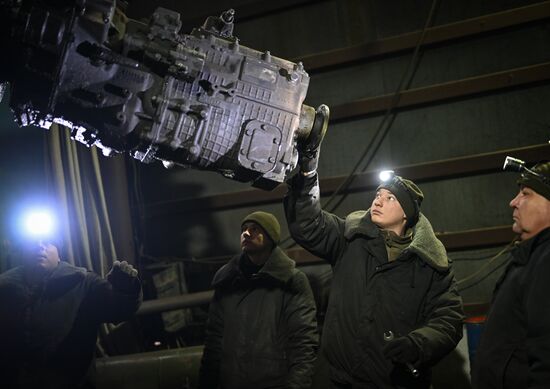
[0,216,142,389]
[198,211,318,389]
[472,160,550,388]
[285,139,464,388]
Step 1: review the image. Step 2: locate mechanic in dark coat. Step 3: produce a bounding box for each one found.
[198,211,318,389]
[284,135,464,388]
[472,161,550,389]
[0,238,142,389]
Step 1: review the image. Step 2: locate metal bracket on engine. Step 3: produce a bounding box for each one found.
[238,120,282,174]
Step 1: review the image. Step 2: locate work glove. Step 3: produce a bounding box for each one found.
[107,260,139,293]
[297,104,329,175]
[383,336,419,364]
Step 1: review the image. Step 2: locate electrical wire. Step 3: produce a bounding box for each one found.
[127,157,151,275]
[322,0,440,213]
[457,239,517,292]
[281,0,440,249]
[449,248,507,262]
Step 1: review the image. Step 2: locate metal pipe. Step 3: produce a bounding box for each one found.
[137,290,214,316]
[96,346,204,389]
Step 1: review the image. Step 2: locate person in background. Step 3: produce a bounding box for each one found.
[472,160,550,388]
[0,231,142,389]
[198,211,318,389]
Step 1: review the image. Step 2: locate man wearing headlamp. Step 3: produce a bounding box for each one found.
[472,160,550,388]
[0,210,142,389]
[284,137,464,388]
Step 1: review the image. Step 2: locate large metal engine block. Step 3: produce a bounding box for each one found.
[0,0,326,189]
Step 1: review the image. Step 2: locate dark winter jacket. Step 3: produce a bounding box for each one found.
[284,173,464,388]
[0,261,142,389]
[198,246,319,389]
[472,227,550,389]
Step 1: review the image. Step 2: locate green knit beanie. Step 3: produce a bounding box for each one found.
[517,161,550,200]
[377,176,424,227]
[241,211,281,245]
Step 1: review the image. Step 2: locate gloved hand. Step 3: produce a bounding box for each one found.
[297,147,320,175]
[107,260,139,293]
[383,336,419,364]
[297,104,329,175]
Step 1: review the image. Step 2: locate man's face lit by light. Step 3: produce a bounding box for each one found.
[21,240,60,271]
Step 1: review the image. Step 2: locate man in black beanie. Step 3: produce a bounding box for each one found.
[0,235,142,389]
[472,161,550,388]
[198,211,318,389]
[285,137,464,388]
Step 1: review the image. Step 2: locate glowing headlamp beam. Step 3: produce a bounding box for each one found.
[378,170,395,182]
[22,209,56,238]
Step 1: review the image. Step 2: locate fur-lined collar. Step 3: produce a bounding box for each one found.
[212,246,297,286]
[344,210,449,271]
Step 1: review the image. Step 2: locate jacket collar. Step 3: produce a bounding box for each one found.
[344,210,449,271]
[49,261,87,279]
[43,262,87,297]
[512,227,550,264]
[212,246,296,287]
[1,262,87,297]
[2,261,86,283]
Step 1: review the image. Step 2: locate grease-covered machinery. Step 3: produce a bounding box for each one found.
[0,0,328,189]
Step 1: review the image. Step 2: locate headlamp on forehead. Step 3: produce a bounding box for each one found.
[503,156,550,186]
[379,170,395,183]
[17,208,59,243]
[376,170,424,227]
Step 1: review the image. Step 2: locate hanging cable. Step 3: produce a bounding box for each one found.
[281,0,440,249]
[323,0,440,213]
[457,239,517,292]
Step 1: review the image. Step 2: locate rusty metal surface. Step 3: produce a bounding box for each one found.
[143,143,550,215]
[297,1,550,72]
[331,62,550,121]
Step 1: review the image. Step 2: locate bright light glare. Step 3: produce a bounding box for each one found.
[379,170,395,182]
[22,209,55,237]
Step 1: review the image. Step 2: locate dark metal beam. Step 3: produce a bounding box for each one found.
[331,62,550,121]
[180,0,329,28]
[143,143,550,216]
[297,1,550,72]
[319,143,550,192]
[438,225,515,251]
